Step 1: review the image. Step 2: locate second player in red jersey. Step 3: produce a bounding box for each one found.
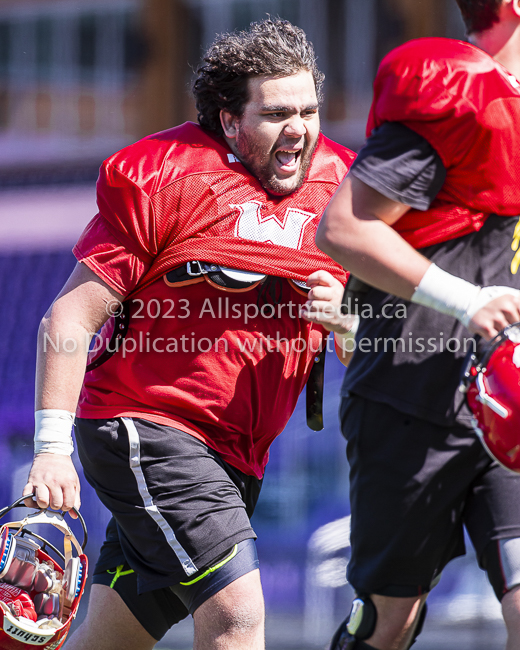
[316,2,520,650]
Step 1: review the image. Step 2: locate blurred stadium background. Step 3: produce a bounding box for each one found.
[0,0,507,647]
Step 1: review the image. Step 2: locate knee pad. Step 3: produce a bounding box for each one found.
[482,537,520,600]
[329,596,377,650]
[329,622,377,650]
[329,597,427,650]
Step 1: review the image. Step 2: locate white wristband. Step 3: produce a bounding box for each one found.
[334,315,360,353]
[411,264,480,324]
[34,409,75,456]
[412,263,520,327]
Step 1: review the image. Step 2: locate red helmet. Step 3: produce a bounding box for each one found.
[463,323,520,473]
[0,496,88,650]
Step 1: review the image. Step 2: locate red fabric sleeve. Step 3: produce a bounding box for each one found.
[72,161,165,296]
[95,162,160,261]
[73,214,149,296]
[367,39,496,169]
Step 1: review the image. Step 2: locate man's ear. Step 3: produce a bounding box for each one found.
[220,110,238,139]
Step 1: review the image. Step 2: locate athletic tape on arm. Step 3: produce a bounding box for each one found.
[34,409,75,456]
[411,263,520,327]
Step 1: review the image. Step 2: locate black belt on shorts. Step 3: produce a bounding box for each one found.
[86,263,325,431]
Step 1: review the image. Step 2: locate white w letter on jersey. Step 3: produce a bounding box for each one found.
[232,201,315,249]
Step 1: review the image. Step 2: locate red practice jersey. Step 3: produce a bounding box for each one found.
[74,122,355,477]
[367,38,520,248]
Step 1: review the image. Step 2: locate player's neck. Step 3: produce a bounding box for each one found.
[472,17,520,81]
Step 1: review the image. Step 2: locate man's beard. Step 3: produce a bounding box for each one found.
[235,131,318,196]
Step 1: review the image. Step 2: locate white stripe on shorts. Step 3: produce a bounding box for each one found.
[121,417,198,576]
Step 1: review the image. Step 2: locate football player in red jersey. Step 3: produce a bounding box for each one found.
[314,1,520,649]
[21,18,355,650]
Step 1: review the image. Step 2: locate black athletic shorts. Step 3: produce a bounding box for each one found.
[92,523,259,640]
[75,417,262,594]
[341,395,520,599]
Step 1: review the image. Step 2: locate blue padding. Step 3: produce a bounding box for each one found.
[75,564,83,598]
[0,533,12,573]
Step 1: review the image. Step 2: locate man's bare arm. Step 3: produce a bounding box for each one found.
[36,262,124,409]
[316,175,427,298]
[24,262,124,513]
[316,175,520,340]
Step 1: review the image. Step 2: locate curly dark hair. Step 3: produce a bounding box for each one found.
[454,0,502,34]
[192,18,324,135]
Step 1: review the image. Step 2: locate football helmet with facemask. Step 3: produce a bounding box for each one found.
[462,322,520,473]
[0,495,88,650]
